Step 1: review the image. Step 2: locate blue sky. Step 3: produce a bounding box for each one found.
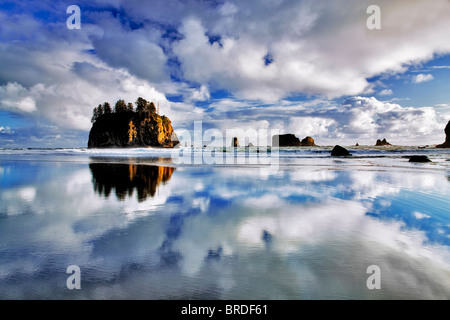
[1,0,450,147]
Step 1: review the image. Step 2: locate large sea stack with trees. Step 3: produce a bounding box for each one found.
[88,97,179,148]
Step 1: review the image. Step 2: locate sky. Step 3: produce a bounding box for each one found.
[0,0,450,148]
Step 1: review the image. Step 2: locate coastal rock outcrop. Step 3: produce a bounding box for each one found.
[88,107,179,148]
[375,138,391,146]
[409,155,431,163]
[232,137,239,147]
[331,145,351,156]
[272,134,317,147]
[272,134,301,147]
[436,120,450,148]
[301,136,316,146]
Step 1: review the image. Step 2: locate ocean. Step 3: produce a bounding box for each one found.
[0,146,449,299]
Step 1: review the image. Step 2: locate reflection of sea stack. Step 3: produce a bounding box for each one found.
[89,163,175,202]
[436,120,450,148]
[375,138,391,146]
[232,137,239,147]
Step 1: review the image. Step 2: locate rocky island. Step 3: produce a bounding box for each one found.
[88,97,179,148]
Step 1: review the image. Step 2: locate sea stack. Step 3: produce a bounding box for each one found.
[232,137,239,147]
[272,134,301,147]
[375,138,391,146]
[272,134,317,147]
[88,99,179,148]
[301,136,316,146]
[331,145,351,156]
[436,121,450,148]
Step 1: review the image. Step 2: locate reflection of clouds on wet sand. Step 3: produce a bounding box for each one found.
[234,198,449,298]
[0,162,449,299]
[0,163,175,297]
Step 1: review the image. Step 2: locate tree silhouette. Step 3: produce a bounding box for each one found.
[148,102,156,114]
[103,102,112,114]
[90,98,160,124]
[97,104,104,117]
[135,97,148,114]
[127,102,134,112]
[114,99,127,113]
[91,106,99,123]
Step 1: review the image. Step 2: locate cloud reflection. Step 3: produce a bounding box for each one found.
[0,161,449,299]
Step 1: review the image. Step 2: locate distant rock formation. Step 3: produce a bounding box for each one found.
[247,142,255,147]
[409,155,431,163]
[272,134,317,147]
[232,137,239,147]
[331,145,351,156]
[375,138,391,146]
[436,121,450,148]
[88,111,179,148]
[272,134,300,147]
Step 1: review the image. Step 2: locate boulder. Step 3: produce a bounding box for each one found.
[409,155,431,163]
[375,138,391,146]
[436,121,450,148]
[331,145,351,156]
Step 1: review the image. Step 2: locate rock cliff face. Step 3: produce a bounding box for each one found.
[88,111,179,148]
[272,134,316,147]
[436,121,450,148]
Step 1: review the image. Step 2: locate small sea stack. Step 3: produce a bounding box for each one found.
[375,138,391,146]
[331,145,351,156]
[301,136,316,146]
[232,137,239,147]
[409,155,431,163]
[272,134,301,147]
[272,134,317,147]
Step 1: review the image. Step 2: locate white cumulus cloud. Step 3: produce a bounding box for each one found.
[413,73,434,83]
